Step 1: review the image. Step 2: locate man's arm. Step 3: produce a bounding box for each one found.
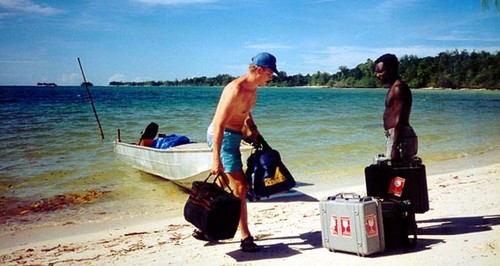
[390,85,404,158]
[244,113,260,143]
[391,83,412,158]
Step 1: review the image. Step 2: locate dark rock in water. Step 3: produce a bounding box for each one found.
[81,82,94,87]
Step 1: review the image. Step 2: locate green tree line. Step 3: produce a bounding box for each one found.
[109,50,500,89]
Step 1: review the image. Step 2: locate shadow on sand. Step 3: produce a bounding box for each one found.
[417,214,500,235]
[379,214,500,256]
[225,214,500,261]
[226,231,322,262]
[248,181,319,203]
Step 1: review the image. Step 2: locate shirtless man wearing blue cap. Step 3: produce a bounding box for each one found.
[195,52,279,252]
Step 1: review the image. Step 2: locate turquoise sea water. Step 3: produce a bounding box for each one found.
[1,86,499,228]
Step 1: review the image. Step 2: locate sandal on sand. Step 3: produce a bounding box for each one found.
[192,230,212,242]
[240,236,259,252]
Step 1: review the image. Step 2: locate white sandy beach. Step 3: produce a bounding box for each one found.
[1,150,499,266]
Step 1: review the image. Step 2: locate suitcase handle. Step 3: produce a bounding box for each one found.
[360,196,375,202]
[200,173,236,195]
[327,192,361,201]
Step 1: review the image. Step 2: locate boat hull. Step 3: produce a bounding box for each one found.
[114,141,253,188]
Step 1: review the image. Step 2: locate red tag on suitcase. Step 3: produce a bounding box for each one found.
[388,176,406,197]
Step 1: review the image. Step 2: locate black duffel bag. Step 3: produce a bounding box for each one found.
[183,174,241,240]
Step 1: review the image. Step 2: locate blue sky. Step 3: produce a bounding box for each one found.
[1,0,499,86]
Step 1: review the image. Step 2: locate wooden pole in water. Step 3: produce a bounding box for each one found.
[78,58,105,140]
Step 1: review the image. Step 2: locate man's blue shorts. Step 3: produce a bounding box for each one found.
[207,128,242,173]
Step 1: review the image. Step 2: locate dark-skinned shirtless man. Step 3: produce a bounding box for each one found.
[373,53,418,163]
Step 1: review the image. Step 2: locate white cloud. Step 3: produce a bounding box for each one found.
[243,42,294,50]
[303,46,380,71]
[428,31,500,43]
[0,0,62,15]
[133,0,216,5]
[376,0,420,12]
[108,74,126,83]
[132,76,153,82]
[58,73,80,86]
[302,45,499,72]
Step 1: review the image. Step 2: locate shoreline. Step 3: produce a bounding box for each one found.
[2,85,499,91]
[1,149,499,265]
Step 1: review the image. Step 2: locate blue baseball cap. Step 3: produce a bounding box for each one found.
[252,52,279,75]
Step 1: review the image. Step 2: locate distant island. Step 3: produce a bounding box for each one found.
[109,50,499,90]
[81,82,94,87]
[37,82,57,87]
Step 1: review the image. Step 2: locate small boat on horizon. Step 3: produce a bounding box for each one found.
[37,82,57,87]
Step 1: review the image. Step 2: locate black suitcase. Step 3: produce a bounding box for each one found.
[380,199,417,249]
[364,162,392,198]
[365,157,429,213]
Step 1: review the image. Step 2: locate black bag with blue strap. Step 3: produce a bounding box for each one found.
[246,136,296,198]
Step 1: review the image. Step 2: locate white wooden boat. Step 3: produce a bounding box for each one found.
[114,136,253,188]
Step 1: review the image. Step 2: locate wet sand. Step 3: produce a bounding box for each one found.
[1,150,499,265]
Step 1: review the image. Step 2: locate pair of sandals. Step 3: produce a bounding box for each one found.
[192,230,259,252]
